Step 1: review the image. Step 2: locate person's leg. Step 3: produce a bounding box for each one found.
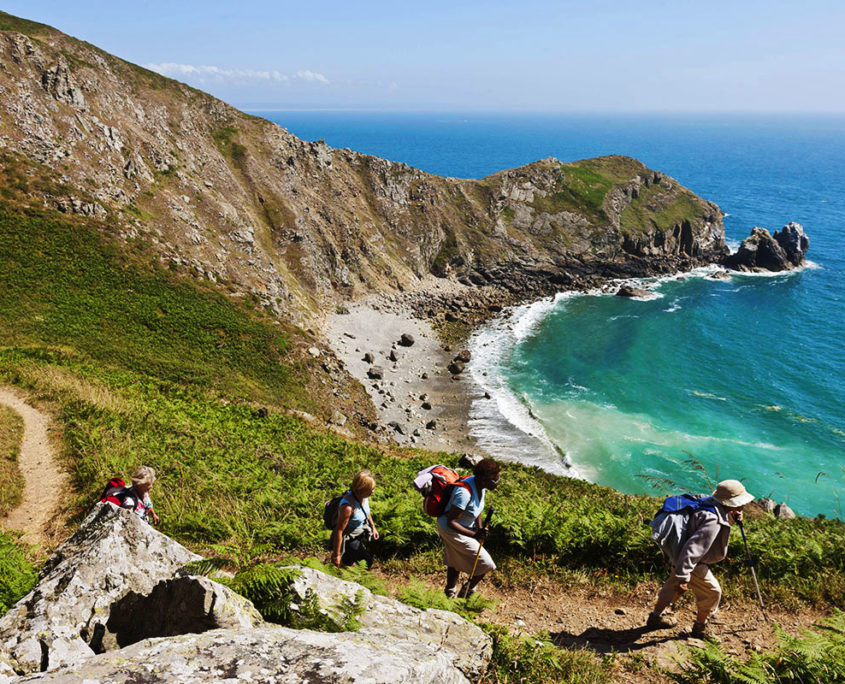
[689,567,721,637]
[341,537,373,568]
[445,567,460,597]
[647,575,683,628]
[460,547,495,597]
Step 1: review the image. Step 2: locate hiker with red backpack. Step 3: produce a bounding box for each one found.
[330,470,379,569]
[646,479,754,641]
[100,466,159,525]
[436,458,500,599]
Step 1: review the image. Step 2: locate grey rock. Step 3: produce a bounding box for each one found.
[448,360,465,375]
[752,497,777,514]
[399,333,416,347]
[307,346,321,357]
[288,566,491,681]
[723,224,808,272]
[16,626,472,683]
[422,401,432,410]
[328,410,347,427]
[40,59,86,109]
[387,421,405,435]
[0,504,200,675]
[774,503,796,520]
[363,352,375,363]
[389,349,399,362]
[104,576,263,650]
[459,453,484,469]
[367,365,384,379]
[426,419,437,430]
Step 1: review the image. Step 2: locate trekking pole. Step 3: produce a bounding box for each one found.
[461,506,495,598]
[738,520,768,620]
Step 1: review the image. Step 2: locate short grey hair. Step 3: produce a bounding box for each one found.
[131,465,156,488]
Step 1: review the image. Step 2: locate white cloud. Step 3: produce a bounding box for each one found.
[143,63,329,86]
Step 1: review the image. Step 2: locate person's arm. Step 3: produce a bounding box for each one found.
[674,516,720,584]
[332,504,353,567]
[150,502,160,525]
[447,506,487,540]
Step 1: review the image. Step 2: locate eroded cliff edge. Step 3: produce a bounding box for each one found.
[0,11,726,326]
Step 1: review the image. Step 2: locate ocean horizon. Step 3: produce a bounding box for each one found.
[254,110,845,517]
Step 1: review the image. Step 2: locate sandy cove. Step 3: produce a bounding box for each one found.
[324,279,487,456]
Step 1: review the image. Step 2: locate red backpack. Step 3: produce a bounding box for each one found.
[413,465,471,517]
[100,477,132,507]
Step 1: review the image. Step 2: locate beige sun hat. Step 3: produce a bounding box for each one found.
[712,479,754,507]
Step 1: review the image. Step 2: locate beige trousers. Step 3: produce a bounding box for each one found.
[436,524,496,576]
[657,563,722,619]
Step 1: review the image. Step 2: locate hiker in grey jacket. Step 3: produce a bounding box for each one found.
[646,479,754,641]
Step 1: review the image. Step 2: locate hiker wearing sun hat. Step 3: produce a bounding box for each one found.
[646,479,754,641]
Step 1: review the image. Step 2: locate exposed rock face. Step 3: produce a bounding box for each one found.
[15,627,474,683]
[289,566,491,681]
[0,504,200,675]
[0,16,728,326]
[723,223,809,272]
[616,284,651,298]
[1,499,491,683]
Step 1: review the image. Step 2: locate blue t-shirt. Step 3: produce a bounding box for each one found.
[437,476,484,531]
[340,491,370,533]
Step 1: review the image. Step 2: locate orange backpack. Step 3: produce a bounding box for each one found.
[414,465,471,517]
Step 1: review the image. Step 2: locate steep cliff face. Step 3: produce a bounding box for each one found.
[0,11,726,324]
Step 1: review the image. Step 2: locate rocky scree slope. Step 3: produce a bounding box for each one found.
[0,11,726,326]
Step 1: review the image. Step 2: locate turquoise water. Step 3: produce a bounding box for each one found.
[256,112,845,517]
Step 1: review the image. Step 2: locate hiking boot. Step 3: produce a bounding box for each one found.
[690,620,720,643]
[444,585,459,599]
[646,612,677,630]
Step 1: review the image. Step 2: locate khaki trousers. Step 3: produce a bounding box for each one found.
[657,563,721,619]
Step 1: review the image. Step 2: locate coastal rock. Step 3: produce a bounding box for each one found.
[448,360,465,375]
[752,497,777,514]
[426,419,437,430]
[459,453,484,469]
[363,352,375,363]
[615,284,651,298]
[389,349,399,362]
[773,222,809,267]
[0,504,200,676]
[367,365,384,379]
[399,333,416,347]
[454,350,472,363]
[774,503,796,520]
[723,223,808,272]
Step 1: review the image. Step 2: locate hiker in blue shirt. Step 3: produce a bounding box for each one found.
[437,458,500,598]
[331,470,379,569]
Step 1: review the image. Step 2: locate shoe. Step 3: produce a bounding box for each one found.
[646,612,677,629]
[691,621,720,643]
[458,581,475,599]
[445,585,459,599]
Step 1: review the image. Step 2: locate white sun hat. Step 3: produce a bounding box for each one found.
[712,479,754,507]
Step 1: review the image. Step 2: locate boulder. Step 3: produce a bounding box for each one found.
[426,419,437,430]
[454,350,472,363]
[774,503,796,520]
[367,365,384,380]
[448,360,465,375]
[723,223,808,272]
[459,453,484,469]
[615,284,650,298]
[389,349,399,362]
[288,566,491,681]
[752,497,777,514]
[363,352,375,363]
[0,504,200,675]
[15,626,473,683]
[398,333,415,347]
[328,410,347,427]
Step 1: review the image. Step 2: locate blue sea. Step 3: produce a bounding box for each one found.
[254,111,845,517]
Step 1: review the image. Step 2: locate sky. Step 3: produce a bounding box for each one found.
[5,0,845,112]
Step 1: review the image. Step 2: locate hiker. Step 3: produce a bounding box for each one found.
[438,458,500,598]
[331,470,379,569]
[646,479,754,640]
[121,465,160,525]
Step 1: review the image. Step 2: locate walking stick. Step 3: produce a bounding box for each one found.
[460,506,495,598]
[738,520,768,620]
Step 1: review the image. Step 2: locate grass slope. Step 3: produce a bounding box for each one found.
[0,403,24,515]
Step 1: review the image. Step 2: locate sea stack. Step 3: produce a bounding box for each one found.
[723,222,809,272]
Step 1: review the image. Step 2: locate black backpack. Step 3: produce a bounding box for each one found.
[323,494,344,530]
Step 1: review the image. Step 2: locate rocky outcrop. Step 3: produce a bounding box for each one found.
[723,222,809,272]
[0,504,200,675]
[15,627,474,683]
[1,502,491,682]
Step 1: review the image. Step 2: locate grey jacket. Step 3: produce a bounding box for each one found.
[673,500,733,581]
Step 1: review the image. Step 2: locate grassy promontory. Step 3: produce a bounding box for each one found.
[1,201,843,681]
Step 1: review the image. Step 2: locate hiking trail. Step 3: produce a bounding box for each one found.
[0,386,67,547]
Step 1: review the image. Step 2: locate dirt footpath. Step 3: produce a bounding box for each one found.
[0,387,67,547]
